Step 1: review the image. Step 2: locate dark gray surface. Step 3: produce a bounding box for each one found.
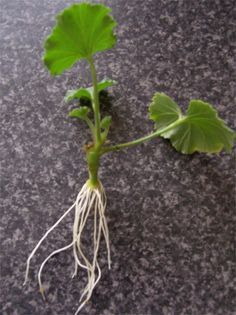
[1,0,235,314]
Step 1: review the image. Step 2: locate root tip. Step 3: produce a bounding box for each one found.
[23,277,28,286]
[39,287,46,301]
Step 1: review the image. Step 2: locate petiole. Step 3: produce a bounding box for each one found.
[101,117,186,154]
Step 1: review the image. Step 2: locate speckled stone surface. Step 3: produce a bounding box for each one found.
[1,0,235,314]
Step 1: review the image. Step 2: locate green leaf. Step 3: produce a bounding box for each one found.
[68,107,90,119]
[101,116,112,130]
[65,88,93,102]
[43,3,117,75]
[97,79,117,93]
[149,92,182,129]
[149,93,235,154]
[64,79,116,102]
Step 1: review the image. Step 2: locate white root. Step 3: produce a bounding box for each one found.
[72,189,92,276]
[38,240,75,299]
[24,181,111,314]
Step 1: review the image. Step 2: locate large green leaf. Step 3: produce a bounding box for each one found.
[149,93,235,154]
[43,3,117,75]
[149,92,182,129]
[65,79,116,102]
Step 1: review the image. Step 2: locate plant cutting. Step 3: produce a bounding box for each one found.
[23,3,235,314]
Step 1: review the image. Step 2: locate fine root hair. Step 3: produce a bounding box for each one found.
[24,182,110,314]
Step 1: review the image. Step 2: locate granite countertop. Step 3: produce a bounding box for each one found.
[1,0,235,314]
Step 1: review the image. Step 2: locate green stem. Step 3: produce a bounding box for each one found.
[102,117,186,154]
[88,56,101,146]
[85,56,102,187]
[86,148,100,188]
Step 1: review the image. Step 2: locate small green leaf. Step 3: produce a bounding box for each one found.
[101,116,112,130]
[149,93,182,129]
[65,88,93,102]
[43,3,117,75]
[68,107,90,119]
[149,93,235,154]
[97,79,117,93]
[65,79,116,102]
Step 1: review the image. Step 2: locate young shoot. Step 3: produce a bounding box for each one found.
[24,3,235,314]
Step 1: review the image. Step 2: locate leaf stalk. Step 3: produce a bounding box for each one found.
[101,117,187,154]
